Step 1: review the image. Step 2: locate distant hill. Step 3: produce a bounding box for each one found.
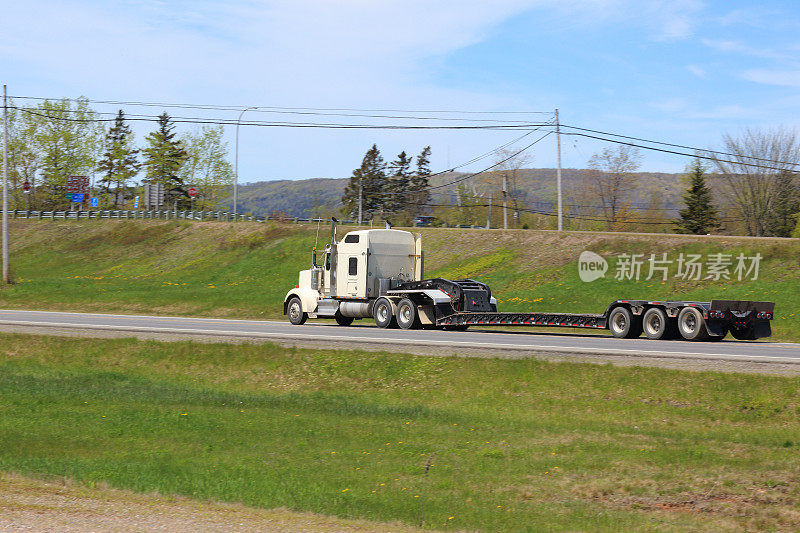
[230,168,687,218]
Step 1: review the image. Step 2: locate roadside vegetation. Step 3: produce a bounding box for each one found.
[1,333,799,531]
[1,220,798,340]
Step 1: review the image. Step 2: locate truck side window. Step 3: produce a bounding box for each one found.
[344,234,359,243]
[325,252,330,270]
[348,257,357,276]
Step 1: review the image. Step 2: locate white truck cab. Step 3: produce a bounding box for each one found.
[284,220,423,325]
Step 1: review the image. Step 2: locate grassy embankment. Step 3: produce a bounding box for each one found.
[2,333,800,531]
[0,220,798,339]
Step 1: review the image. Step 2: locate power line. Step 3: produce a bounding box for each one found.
[10,94,554,118]
[561,131,798,173]
[562,124,800,167]
[12,107,549,130]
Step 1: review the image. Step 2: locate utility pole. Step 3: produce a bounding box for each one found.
[357,180,362,225]
[502,174,508,230]
[2,85,9,283]
[486,192,492,229]
[555,108,563,231]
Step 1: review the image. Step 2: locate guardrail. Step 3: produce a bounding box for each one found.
[2,210,491,228]
[0,210,369,225]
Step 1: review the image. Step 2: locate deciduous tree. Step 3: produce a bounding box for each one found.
[179,125,234,210]
[710,127,800,236]
[586,145,641,230]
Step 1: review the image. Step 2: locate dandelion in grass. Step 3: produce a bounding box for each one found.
[448,516,454,520]
[341,488,349,492]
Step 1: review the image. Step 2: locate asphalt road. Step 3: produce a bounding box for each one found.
[1,309,799,366]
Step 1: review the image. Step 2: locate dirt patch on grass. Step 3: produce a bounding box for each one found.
[0,472,426,532]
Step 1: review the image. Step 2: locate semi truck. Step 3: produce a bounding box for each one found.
[283,220,774,341]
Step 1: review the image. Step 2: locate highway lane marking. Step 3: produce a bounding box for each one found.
[2,319,800,364]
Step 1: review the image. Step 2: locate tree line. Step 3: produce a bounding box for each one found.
[4,97,234,210]
[341,144,432,224]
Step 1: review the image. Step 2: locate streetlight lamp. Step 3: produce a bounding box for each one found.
[234,106,257,218]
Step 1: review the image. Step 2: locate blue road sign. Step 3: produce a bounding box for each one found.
[134,196,140,209]
[71,193,85,203]
[90,197,99,208]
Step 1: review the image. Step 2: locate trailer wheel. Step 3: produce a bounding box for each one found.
[677,307,709,340]
[642,308,674,340]
[287,297,307,325]
[334,311,354,326]
[373,297,397,329]
[608,307,641,338]
[396,298,420,330]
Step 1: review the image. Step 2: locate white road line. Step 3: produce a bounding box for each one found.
[1,319,800,364]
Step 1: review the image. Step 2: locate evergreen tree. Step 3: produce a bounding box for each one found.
[765,171,798,237]
[341,144,386,222]
[675,160,721,235]
[143,112,188,207]
[97,110,140,207]
[409,146,432,217]
[387,151,412,213]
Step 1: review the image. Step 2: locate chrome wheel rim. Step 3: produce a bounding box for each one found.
[401,306,411,323]
[289,302,301,321]
[612,312,627,333]
[378,305,389,322]
[645,313,662,335]
[682,313,697,333]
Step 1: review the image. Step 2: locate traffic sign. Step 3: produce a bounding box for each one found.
[187,187,197,198]
[66,176,89,194]
[71,193,84,203]
[90,197,99,208]
[134,196,140,209]
[22,181,31,192]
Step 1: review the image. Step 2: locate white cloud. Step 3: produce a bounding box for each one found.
[742,69,800,88]
[686,64,707,78]
[642,0,703,41]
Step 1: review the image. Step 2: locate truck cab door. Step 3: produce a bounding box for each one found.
[323,252,331,297]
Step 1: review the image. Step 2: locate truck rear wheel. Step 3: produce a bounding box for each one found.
[373,297,397,329]
[608,307,641,339]
[642,308,674,340]
[287,297,307,325]
[677,307,709,340]
[396,298,420,330]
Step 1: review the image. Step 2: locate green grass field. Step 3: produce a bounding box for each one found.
[2,333,799,531]
[1,220,798,339]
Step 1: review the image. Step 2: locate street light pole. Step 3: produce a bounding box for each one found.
[2,85,9,284]
[234,106,257,219]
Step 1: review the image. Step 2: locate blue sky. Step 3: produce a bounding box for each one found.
[2,0,799,182]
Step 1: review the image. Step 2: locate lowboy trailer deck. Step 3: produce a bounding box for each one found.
[284,221,774,341]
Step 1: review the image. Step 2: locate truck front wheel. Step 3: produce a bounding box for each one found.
[287,297,307,325]
[677,307,709,340]
[396,298,420,330]
[373,297,397,329]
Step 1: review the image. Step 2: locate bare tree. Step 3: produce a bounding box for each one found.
[472,149,531,228]
[709,127,800,237]
[586,145,641,229]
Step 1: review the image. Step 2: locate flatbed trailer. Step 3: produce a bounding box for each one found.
[383,279,774,341]
[283,223,775,342]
